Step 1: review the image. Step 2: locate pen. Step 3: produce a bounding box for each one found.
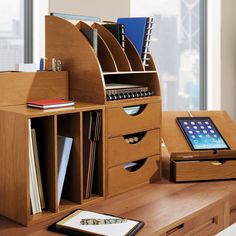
[80,218,127,225]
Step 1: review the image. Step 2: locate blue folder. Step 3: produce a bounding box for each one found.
[117,17,151,56]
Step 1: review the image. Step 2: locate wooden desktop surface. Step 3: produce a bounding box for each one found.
[1,179,236,236]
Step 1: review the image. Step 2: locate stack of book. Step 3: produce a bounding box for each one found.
[27,99,75,109]
[117,17,154,66]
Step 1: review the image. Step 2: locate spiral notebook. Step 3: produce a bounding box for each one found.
[49,209,144,236]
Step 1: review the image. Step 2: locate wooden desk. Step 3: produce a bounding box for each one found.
[1,179,236,236]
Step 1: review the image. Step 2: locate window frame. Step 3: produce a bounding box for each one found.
[24,0,33,63]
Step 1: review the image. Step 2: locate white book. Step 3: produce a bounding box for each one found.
[58,135,73,205]
[28,120,42,214]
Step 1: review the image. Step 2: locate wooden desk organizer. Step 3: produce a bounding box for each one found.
[45,16,162,198]
[162,111,236,182]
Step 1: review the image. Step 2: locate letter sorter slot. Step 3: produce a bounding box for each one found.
[82,110,104,201]
[107,155,160,197]
[57,113,82,206]
[106,102,161,137]
[30,116,57,213]
[172,159,236,182]
[108,129,160,167]
[165,204,224,236]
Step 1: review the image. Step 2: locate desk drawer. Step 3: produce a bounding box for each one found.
[108,129,160,167]
[165,204,224,236]
[106,102,161,137]
[107,155,160,197]
[173,160,236,182]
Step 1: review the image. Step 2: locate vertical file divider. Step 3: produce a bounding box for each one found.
[45,16,106,104]
[77,21,118,72]
[92,23,132,72]
[124,36,145,71]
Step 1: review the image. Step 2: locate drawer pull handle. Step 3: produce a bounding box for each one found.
[123,105,146,116]
[123,131,146,144]
[211,160,225,166]
[123,158,147,172]
[166,223,184,235]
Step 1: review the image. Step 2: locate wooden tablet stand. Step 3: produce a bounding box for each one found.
[162,111,236,182]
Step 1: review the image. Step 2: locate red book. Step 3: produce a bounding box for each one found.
[27,99,75,109]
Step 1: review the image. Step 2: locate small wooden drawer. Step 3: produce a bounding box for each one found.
[165,204,224,236]
[172,160,236,182]
[107,155,160,197]
[106,102,161,137]
[107,129,160,167]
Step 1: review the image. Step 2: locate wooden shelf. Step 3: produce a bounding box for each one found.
[103,70,158,75]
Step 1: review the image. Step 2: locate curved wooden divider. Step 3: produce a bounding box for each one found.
[77,21,117,72]
[147,55,161,96]
[145,54,157,71]
[92,23,132,72]
[45,16,106,104]
[125,36,145,71]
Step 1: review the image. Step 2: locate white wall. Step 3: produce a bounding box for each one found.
[49,0,130,21]
[221,0,236,120]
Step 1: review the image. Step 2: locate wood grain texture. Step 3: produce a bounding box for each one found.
[89,180,236,236]
[0,71,68,106]
[92,23,132,72]
[0,111,29,225]
[45,16,106,104]
[0,102,104,118]
[106,102,161,137]
[108,129,160,167]
[107,155,160,197]
[2,180,236,235]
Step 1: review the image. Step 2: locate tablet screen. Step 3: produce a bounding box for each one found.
[176,117,230,151]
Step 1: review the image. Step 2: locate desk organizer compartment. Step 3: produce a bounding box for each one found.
[30,116,57,213]
[57,113,82,205]
[165,204,224,236]
[172,159,236,182]
[108,129,160,167]
[107,102,161,137]
[107,155,160,196]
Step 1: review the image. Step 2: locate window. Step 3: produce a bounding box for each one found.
[0,0,32,71]
[131,0,207,110]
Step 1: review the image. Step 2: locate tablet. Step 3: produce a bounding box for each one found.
[176,117,230,151]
